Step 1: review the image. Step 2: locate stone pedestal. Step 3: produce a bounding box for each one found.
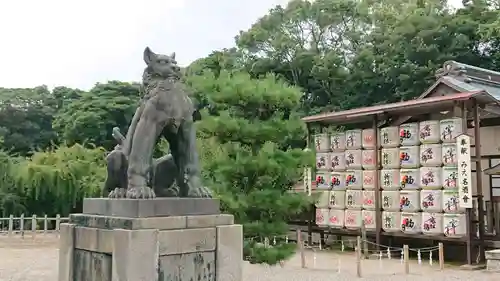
[58,198,243,281]
[486,249,500,272]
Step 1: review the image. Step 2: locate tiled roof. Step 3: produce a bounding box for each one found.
[302,91,497,124]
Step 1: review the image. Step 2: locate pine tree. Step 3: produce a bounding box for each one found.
[188,70,313,264]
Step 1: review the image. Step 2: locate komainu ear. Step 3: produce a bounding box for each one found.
[170,52,176,60]
[143,47,156,65]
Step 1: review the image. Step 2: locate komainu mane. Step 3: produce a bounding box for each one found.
[104,47,211,199]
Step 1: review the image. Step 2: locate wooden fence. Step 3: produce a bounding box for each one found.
[0,214,68,237]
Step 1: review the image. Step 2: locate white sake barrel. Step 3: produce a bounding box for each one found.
[400,146,420,168]
[344,209,362,229]
[345,170,363,189]
[401,212,422,234]
[315,208,329,226]
[345,150,362,170]
[362,190,376,210]
[315,173,330,190]
[400,190,420,212]
[420,190,443,212]
[419,120,441,144]
[442,167,458,189]
[382,211,401,232]
[362,128,376,149]
[345,189,363,209]
[314,133,330,152]
[362,210,376,230]
[316,153,331,171]
[330,172,346,190]
[399,123,420,146]
[440,118,463,143]
[443,213,467,238]
[362,170,376,189]
[329,152,346,171]
[328,209,345,228]
[330,132,346,152]
[442,143,458,167]
[442,189,464,213]
[345,129,362,149]
[381,148,400,169]
[400,169,420,190]
[421,212,444,236]
[315,191,330,208]
[362,150,377,170]
[420,144,442,167]
[380,126,400,148]
[380,169,400,190]
[382,190,400,211]
[420,167,442,189]
[329,190,346,209]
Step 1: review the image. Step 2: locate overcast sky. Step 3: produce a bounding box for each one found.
[0,0,462,90]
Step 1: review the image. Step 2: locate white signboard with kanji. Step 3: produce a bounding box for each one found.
[456,134,472,208]
[304,167,312,196]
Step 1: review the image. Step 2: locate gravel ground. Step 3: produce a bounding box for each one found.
[0,235,498,281]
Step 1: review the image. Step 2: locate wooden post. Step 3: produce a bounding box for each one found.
[356,236,362,277]
[8,215,13,237]
[486,201,494,234]
[460,102,473,265]
[373,116,381,250]
[472,99,485,262]
[438,243,444,270]
[297,229,306,268]
[306,125,314,246]
[31,215,36,239]
[20,214,24,239]
[403,244,409,274]
[361,220,368,259]
[56,214,61,235]
[43,215,48,235]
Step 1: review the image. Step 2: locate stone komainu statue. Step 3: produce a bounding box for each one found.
[104,47,211,198]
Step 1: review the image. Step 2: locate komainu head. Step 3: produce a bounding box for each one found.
[143,47,181,79]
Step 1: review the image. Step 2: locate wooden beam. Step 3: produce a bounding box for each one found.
[373,116,381,250]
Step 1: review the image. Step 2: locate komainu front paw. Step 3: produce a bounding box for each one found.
[126,186,156,199]
[188,186,212,198]
[108,188,127,198]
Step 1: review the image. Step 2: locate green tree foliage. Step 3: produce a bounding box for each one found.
[0,151,25,216]
[53,81,140,150]
[0,86,57,155]
[0,144,106,217]
[236,0,500,112]
[187,70,313,264]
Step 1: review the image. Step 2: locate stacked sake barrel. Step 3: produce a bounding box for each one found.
[343,130,364,230]
[329,132,348,228]
[380,127,402,232]
[419,118,466,237]
[313,133,331,227]
[440,118,467,238]
[380,118,466,237]
[418,120,443,236]
[314,132,347,228]
[360,129,378,231]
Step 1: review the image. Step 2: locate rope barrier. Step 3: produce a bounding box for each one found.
[243,232,444,275]
[361,238,439,252]
[245,234,440,257]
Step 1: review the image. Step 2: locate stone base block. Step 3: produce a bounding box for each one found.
[59,198,242,281]
[83,198,220,218]
[486,249,500,272]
